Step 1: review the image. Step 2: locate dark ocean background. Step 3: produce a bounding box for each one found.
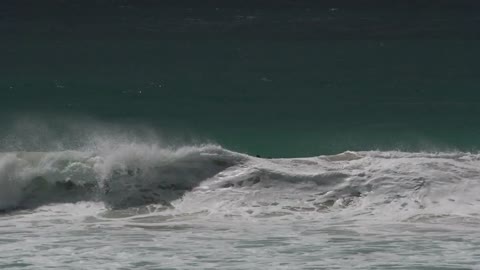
[1,0,480,157]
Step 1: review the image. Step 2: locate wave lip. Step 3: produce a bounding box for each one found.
[0,144,243,211]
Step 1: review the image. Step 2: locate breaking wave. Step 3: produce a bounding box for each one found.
[0,143,243,210]
[1,139,480,222]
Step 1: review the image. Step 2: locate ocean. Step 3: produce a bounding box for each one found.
[1,1,480,269]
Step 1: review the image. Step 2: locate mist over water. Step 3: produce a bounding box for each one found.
[2,127,480,268]
[1,118,480,268]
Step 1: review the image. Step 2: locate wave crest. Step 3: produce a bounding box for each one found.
[0,143,243,211]
[1,143,480,222]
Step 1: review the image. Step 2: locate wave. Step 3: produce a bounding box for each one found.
[1,141,480,221]
[0,143,244,211]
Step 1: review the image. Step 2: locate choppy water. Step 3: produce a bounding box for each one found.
[1,139,480,269]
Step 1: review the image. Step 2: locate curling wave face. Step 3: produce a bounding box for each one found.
[1,142,480,222]
[0,143,243,211]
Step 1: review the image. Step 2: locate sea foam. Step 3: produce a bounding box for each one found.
[0,139,479,223]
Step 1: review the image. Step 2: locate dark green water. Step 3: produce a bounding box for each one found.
[2,1,480,156]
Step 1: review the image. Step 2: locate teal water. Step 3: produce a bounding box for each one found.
[2,2,480,156]
[2,2,480,269]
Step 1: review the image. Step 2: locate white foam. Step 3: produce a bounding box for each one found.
[0,141,242,210]
[171,150,480,223]
[1,141,480,224]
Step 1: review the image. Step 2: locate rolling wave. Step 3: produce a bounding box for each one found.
[0,144,242,211]
[1,142,480,222]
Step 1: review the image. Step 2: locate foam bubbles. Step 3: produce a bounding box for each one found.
[1,140,480,225]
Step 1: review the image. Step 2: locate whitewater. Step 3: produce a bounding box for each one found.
[1,140,480,269]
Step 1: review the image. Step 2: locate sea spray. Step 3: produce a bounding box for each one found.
[0,138,479,225]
